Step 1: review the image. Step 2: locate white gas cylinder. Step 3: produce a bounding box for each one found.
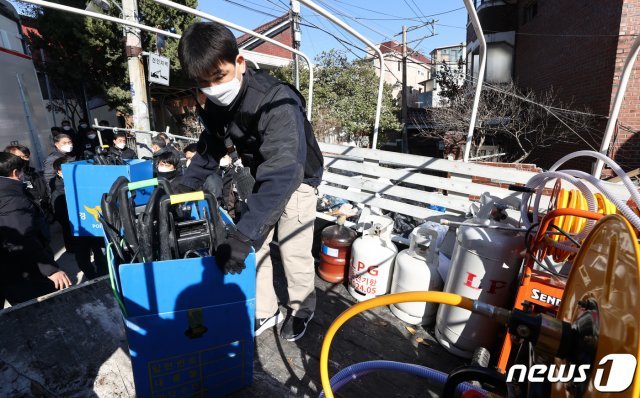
[389,226,444,325]
[348,215,397,302]
[436,196,525,358]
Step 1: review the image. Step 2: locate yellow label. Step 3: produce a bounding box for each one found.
[170,191,205,205]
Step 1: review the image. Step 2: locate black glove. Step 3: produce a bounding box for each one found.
[216,231,252,275]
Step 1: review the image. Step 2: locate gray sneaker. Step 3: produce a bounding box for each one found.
[280,312,314,341]
[255,311,283,337]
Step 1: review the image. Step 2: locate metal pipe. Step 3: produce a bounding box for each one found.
[90,123,198,142]
[19,0,181,39]
[462,0,487,162]
[150,0,314,120]
[593,34,640,177]
[298,0,384,149]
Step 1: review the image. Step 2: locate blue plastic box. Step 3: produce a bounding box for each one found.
[61,159,153,237]
[107,211,256,398]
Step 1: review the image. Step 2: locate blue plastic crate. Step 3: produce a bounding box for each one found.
[62,159,153,236]
[106,208,256,398]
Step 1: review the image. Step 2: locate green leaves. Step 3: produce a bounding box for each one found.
[270,50,400,144]
[26,0,198,114]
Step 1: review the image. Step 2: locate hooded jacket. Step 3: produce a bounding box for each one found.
[0,177,59,285]
[181,69,323,244]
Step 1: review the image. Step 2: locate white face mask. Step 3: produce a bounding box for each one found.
[157,165,174,173]
[60,144,73,153]
[219,156,231,168]
[80,123,88,128]
[63,125,71,131]
[200,64,242,107]
[115,142,126,150]
[87,133,96,139]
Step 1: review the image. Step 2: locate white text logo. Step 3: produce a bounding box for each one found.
[506,354,637,392]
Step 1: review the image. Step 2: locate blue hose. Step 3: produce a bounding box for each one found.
[318,360,488,398]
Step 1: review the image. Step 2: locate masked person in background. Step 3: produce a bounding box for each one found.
[60,120,77,142]
[79,128,102,159]
[4,145,52,222]
[50,156,108,279]
[44,133,75,192]
[98,120,115,144]
[155,151,181,187]
[178,22,323,341]
[108,132,137,160]
[0,153,71,305]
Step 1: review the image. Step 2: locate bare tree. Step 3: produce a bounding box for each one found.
[413,63,600,163]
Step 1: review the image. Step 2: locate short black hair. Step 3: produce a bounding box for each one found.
[61,120,71,125]
[5,144,30,156]
[51,126,61,132]
[53,156,73,172]
[156,151,179,167]
[151,135,167,148]
[114,132,128,141]
[54,133,72,143]
[178,22,239,81]
[184,143,197,154]
[0,152,24,177]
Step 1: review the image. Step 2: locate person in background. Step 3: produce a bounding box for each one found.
[108,132,136,160]
[43,133,75,191]
[50,126,61,137]
[155,151,181,187]
[51,156,108,280]
[183,143,197,167]
[0,153,71,305]
[151,134,171,171]
[98,120,114,144]
[157,132,182,159]
[60,120,77,142]
[77,118,90,137]
[4,145,52,221]
[79,127,101,159]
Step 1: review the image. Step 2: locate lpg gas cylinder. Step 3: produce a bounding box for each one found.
[318,216,357,283]
[389,226,444,325]
[348,214,397,302]
[436,196,524,358]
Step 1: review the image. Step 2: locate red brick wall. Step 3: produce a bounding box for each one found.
[514,0,625,170]
[609,0,640,171]
[249,28,293,60]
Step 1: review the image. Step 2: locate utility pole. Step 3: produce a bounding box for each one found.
[395,20,437,154]
[290,0,301,90]
[122,0,152,158]
[401,25,408,153]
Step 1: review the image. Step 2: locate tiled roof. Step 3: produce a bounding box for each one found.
[379,40,431,64]
[237,14,290,46]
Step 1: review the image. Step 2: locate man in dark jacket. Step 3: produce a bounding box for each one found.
[51,156,108,280]
[4,145,52,220]
[78,127,102,159]
[178,22,323,341]
[108,132,137,160]
[44,133,75,192]
[0,153,71,305]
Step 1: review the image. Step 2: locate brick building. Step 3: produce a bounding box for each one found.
[466,0,640,173]
[237,14,294,69]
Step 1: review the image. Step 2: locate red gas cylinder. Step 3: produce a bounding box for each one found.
[318,216,357,283]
